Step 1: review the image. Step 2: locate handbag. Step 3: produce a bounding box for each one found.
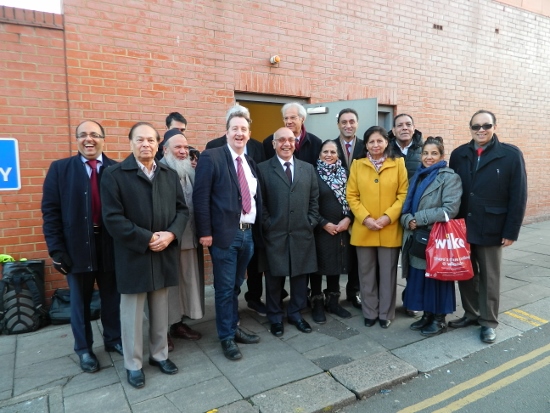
[425,218,474,281]
[409,227,431,259]
[49,288,101,325]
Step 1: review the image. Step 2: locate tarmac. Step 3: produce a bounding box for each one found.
[1,220,550,413]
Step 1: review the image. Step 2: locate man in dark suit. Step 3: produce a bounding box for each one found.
[42,120,122,374]
[332,108,364,309]
[193,109,262,361]
[449,109,527,344]
[262,102,322,166]
[205,105,267,316]
[101,122,188,388]
[258,127,320,338]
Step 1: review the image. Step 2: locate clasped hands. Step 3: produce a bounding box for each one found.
[362,215,390,231]
[149,231,175,252]
[323,217,351,236]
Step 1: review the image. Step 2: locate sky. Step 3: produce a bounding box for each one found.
[0,0,61,13]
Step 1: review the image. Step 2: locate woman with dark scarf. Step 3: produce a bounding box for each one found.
[400,137,463,336]
[310,141,353,323]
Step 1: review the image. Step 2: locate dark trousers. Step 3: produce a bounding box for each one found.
[67,236,121,355]
[265,274,307,324]
[346,245,360,298]
[244,247,264,302]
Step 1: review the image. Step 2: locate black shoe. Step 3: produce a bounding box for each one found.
[148,358,178,374]
[105,343,124,356]
[448,316,479,328]
[127,369,145,388]
[410,312,434,331]
[270,322,284,337]
[364,318,377,327]
[379,319,391,329]
[311,294,326,324]
[221,339,242,361]
[234,327,260,344]
[406,310,419,317]
[281,289,289,301]
[247,299,267,316]
[325,291,352,319]
[420,315,447,337]
[288,318,312,333]
[480,327,496,343]
[79,352,99,373]
[346,293,362,309]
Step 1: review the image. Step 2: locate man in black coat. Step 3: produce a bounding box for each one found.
[388,113,423,179]
[42,120,122,374]
[205,105,267,316]
[262,102,322,166]
[194,109,262,361]
[331,108,364,309]
[449,110,527,344]
[101,122,188,388]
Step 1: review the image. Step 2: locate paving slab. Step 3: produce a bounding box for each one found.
[13,355,77,396]
[62,363,120,398]
[512,252,550,268]
[0,386,63,413]
[499,296,550,332]
[500,283,550,310]
[330,352,416,399]
[216,399,259,413]
[166,376,241,413]
[250,372,356,413]
[64,382,130,413]
[392,322,520,372]
[132,395,180,413]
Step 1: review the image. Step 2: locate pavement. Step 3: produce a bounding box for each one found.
[1,220,550,413]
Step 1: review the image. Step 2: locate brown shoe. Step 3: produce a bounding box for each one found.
[167,333,174,352]
[170,322,202,341]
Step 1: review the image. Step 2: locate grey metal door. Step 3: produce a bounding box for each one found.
[303,98,378,141]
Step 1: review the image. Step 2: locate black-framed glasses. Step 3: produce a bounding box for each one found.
[77,132,104,139]
[470,124,493,131]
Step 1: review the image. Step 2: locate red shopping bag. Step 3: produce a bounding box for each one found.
[425,218,474,281]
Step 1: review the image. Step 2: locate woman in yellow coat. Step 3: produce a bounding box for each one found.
[346,126,408,328]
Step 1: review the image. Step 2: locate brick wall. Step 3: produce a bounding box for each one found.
[1,0,550,298]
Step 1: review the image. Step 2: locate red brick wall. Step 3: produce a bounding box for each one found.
[0,6,68,295]
[1,1,550,298]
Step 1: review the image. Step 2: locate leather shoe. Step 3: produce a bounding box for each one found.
[448,316,479,328]
[105,343,123,356]
[480,327,497,343]
[379,319,391,329]
[127,369,145,388]
[347,293,362,309]
[221,339,242,361]
[247,299,267,316]
[148,358,178,374]
[288,318,312,333]
[234,327,260,344]
[170,322,202,340]
[364,318,377,327]
[79,352,99,373]
[270,322,284,337]
[167,333,174,352]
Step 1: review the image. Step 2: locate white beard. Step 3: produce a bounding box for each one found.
[164,152,195,186]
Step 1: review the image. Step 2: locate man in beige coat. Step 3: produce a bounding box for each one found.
[161,129,204,350]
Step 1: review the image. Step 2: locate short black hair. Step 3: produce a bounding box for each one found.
[165,112,187,128]
[393,113,414,127]
[337,108,359,123]
[469,110,496,126]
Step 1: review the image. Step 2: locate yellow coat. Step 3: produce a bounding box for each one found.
[346,157,408,247]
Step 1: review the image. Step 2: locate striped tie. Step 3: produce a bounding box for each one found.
[236,157,251,214]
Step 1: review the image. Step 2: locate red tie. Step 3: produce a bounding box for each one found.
[236,157,251,214]
[345,142,352,156]
[477,147,483,157]
[86,160,101,225]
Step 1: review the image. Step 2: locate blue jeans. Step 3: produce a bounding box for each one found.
[210,229,254,341]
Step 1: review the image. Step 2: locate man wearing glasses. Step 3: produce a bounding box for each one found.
[263,102,322,166]
[258,127,320,337]
[42,120,122,373]
[449,110,527,344]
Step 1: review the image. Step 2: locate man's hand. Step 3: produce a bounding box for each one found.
[149,231,176,252]
[199,236,213,247]
[502,238,514,247]
[52,252,72,275]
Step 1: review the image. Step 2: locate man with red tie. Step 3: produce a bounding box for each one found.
[42,120,122,374]
[193,108,263,361]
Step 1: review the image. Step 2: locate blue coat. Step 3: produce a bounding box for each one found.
[42,154,116,274]
[193,145,263,249]
[449,135,527,246]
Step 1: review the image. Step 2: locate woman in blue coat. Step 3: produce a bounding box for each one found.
[400,137,462,336]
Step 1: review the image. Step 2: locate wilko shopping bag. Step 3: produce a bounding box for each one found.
[425,218,474,281]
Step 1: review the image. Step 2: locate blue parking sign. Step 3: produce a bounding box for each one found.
[0,138,21,191]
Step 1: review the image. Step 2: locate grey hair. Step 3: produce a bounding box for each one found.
[281,102,307,121]
[225,104,251,122]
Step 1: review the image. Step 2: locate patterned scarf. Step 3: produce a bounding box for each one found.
[367,152,386,172]
[316,159,350,215]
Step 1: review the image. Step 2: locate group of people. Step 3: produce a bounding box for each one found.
[41,102,527,390]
